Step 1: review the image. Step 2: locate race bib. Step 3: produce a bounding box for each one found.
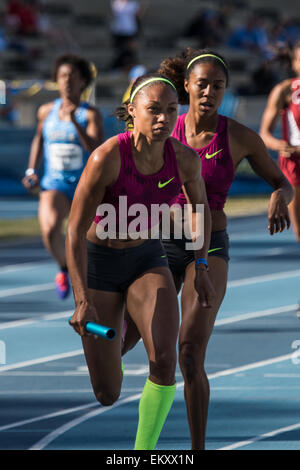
[49,143,83,171]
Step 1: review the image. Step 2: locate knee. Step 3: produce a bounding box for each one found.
[41,223,60,243]
[179,342,205,381]
[149,350,177,385]
[92,376,122,407]
[94,388,120,407]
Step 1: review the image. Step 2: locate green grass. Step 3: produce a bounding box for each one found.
[0,217,41,241]
[224,195,269,217]
[0,196,269,241]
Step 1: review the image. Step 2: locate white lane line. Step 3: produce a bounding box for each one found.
[215,304,298,326]
[227,269,300,288]
[0,350,83,373]
[0,303,296,371]
[0,261,51,274]
[0,403,98,432]
[1,268,300,299]
[1,268,299,300]
[207,351,300,380]
[0,310,72,331]
[218,422,300,450]
[0,283,54,298]
[29,394,142,451]
[27,350,300,450]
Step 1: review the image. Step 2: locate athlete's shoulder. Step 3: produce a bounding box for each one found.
[169,136,197,158]
[227,117,266,159]
[268,79,292,105]
[37,101,54,121]
[169,136,200,176]
[227,118,260,146]
[277,78,293,92]
[85,103,103,117]
[93,135,119,159]
[86,135,120,176]
[227,117,250,136]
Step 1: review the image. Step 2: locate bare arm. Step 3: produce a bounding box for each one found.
[177,145,212,260]
[173,139,215,307]
[22,102,52,190]
[230,121,293,234]
[66,137,120,335]
[260,81,297,156]
[70,106,104,153]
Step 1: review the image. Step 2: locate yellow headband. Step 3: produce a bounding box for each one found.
[187,54,228,71]
[130,77,177,103]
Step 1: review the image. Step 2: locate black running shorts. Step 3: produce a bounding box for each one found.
[87,238,169,292]
[162,229,230,284]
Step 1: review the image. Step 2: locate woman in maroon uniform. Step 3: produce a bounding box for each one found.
[260,41,300,243]
[122,49,293,449]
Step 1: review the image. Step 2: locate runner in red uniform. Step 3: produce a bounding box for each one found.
[260,41,300,243]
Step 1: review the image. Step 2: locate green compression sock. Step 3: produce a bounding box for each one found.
[134,378,176,450]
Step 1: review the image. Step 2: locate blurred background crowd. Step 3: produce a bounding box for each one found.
[1,0,300,111]
[0,0,300,194]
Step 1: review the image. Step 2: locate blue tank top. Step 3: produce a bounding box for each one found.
[42,98,90,184]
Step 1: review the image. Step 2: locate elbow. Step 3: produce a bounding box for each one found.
[66,222,84,247]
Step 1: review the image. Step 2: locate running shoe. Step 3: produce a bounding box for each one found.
[55,271,70,299]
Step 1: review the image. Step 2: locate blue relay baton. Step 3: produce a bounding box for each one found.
[69,317,116,340]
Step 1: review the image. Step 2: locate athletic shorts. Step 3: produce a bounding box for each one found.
[278,154,300,187]
[162,229,230,284]
[87,238,169,292]
[40,174,79,201]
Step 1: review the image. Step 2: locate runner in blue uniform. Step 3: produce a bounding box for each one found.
[22,54,103,299]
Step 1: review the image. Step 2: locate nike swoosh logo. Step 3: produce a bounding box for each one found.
[205,149,223,159]
[208,247,223,253]
[158,177,175,188]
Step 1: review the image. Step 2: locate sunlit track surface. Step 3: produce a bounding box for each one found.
[1,208,300,450]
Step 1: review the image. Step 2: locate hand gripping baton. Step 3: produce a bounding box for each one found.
[69,317,116,340]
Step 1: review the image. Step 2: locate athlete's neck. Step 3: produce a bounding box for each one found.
[131,131,165,163]
[185,109,219,134]
[60,96,81,108]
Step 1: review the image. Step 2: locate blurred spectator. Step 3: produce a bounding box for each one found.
[33,1,80,52]
[0,14,29,53]
[110,0,147,70]
[6,0,40,36]
[183,8,228,48]
[228,14,272,58]
[238,61,278,95]
[270,18,300,47]
[122,64,147,102]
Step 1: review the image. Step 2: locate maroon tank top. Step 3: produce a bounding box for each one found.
[94,131,182,235]
[172,114,234,210]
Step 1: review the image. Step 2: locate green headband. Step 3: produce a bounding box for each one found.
[129,77,177,103]
[187,54,228,71]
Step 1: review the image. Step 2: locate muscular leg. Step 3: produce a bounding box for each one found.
[288,185,300,243]
[38,190,71,269]
[126,267,179,385]
[126,267,179,449]
[179,256,228,450]
[121,273,182,356]
[121,310,141,356]
[81,288,125,406]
